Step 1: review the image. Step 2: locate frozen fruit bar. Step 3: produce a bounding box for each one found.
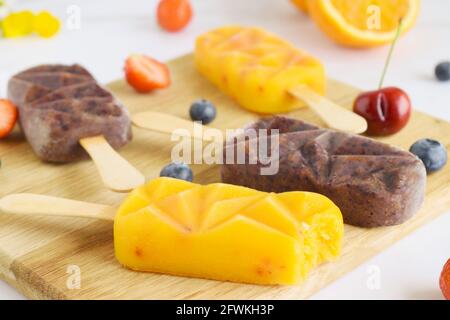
[114,177,343,285]
[7,64,132,163]
[222,116,427,228]
[195,26,326,114]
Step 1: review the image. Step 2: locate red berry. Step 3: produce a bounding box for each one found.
[353,87,412,136]
[124,54,171,93]
[0,99,18,139]
[157,0,193,32]
[440,259,450,300]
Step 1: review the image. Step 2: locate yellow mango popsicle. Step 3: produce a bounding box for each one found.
[195,26,326,114]
[114,178,343,285]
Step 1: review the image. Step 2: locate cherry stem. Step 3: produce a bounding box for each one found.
[378,19,403,89]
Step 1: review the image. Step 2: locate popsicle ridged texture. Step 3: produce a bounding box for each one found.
[195,26,326,114]
[114,178,343,285]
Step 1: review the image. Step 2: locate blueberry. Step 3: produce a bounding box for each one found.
[410,139,448,174]
[160,162,193,182]
[435,61,450,82]
[189,99,217,124]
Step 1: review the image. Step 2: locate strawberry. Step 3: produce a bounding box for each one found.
[0,99,18,139]
[440,259,450,300]
[124,54,171,93]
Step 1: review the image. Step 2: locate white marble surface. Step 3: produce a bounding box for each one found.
[0,0,449,300]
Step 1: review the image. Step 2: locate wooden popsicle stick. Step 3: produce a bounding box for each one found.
[132,112,213,141]
[0,194,116,221]
[79,136,145,193]
[133,93,366,137]
[289,85,368,134]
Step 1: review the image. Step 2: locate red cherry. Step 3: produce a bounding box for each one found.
[353,87,412,136]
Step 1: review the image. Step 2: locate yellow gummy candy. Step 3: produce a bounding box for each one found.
[33,11,60,38]
[1,11,34,38]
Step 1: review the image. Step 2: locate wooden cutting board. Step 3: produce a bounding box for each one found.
[0,54,449,300]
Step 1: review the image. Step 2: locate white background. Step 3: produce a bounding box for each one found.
[0,0,449,300]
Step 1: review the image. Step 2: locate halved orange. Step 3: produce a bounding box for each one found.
[302,0,420,48]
